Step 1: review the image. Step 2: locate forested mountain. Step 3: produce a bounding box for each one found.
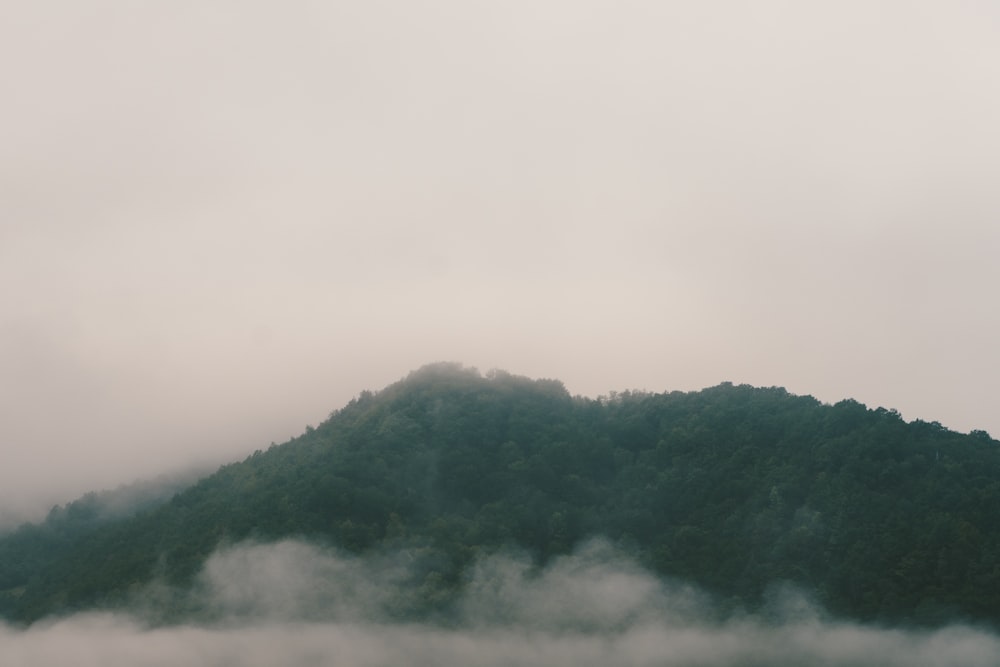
[2,363,999,627]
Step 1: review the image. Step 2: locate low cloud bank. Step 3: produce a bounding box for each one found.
[3,539,999,667]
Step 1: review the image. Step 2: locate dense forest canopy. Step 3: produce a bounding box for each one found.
[1,363,998,627]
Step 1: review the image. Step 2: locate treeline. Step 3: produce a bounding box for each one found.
[2,363,999,627]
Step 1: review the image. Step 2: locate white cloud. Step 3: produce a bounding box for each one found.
[4,539,999,667]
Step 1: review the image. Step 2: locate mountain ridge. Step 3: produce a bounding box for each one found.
[1,363,998,627]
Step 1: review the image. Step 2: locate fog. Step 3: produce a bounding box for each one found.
[3,3,1000,523]
[3,539,997,666]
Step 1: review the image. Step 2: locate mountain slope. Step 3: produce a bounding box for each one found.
[2,363,999,626]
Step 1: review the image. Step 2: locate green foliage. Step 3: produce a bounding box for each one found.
[2,363,1000,627]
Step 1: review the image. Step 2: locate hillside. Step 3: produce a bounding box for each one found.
[2,363,999,627]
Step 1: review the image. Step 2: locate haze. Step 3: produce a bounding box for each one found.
[3,539,999,666]
[2,1,999,519]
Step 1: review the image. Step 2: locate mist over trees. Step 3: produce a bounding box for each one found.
[1,363,999,628]
[7,539,1000,667]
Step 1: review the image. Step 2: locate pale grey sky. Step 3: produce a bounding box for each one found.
[2,1,999,519]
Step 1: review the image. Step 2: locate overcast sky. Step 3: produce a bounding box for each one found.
[2,1,999,518]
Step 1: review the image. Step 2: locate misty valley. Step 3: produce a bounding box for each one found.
[3,364,1000,666]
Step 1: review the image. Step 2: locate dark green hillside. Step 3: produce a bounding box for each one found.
[0,473,199,611]
[2,363,999,627]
